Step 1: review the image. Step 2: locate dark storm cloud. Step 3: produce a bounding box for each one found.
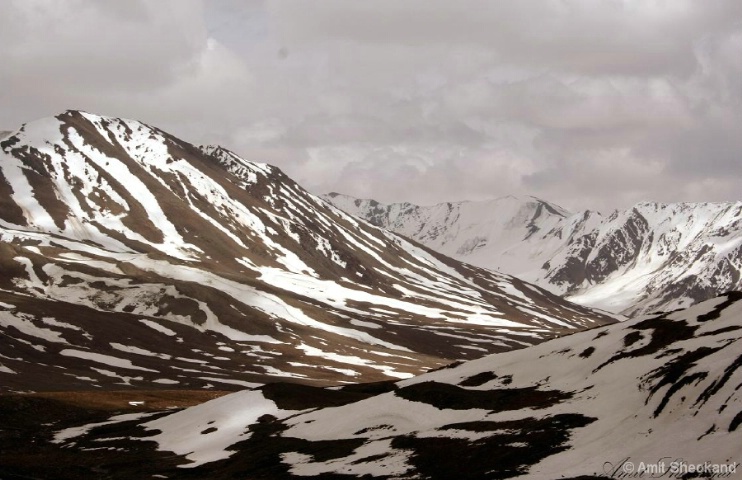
[1,0,741,211]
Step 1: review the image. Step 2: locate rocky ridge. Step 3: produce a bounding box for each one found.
[325,192,742,315]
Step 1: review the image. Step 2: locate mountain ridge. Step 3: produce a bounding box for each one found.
[324,192,742,315]
[0,110,611,391]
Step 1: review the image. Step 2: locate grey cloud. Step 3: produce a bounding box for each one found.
[0,0,205,91]
[1,1,741,212]
[267,0,742,77]
[640,119,742,179]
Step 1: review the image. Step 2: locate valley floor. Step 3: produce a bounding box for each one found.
[0,391,202,480]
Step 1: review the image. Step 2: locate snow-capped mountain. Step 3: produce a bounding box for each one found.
[0,111,611,391]
[325,193,742,316]
[27,292,742,479]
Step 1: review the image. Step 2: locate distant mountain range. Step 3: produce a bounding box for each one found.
[325,192,742,315]
[0,111,610,391]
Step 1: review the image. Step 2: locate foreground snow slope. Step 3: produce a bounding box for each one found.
[326,192,742,315]
[52,292,742,479]
[0,111,610,390]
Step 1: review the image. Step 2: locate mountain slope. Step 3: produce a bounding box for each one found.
[0,111,611,391]
[25,292,742,479]
[325,193,742,315]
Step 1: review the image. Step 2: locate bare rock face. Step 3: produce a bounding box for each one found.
[0,111,611,391]
[325,193,742,315]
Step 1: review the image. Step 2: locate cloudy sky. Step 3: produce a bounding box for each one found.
[1,0,741,212]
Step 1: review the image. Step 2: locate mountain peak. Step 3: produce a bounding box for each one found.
[0,111,612,391]
[199,144,231,156]
[325,194,742,315]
